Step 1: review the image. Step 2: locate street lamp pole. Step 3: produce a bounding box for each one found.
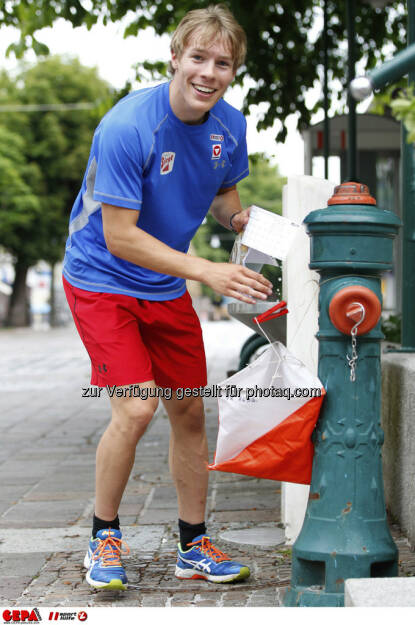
[347,0,357,181]
[323,0,330,179]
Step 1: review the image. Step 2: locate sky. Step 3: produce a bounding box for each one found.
[0,16,343,181]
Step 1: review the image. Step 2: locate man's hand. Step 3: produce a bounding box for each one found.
[230,207,251,234]
[202,262,272,304]
[210,186,252,234]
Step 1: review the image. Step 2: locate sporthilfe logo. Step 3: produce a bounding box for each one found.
[47,613,87,622]
[210,134,224,142]
[160,152,175,175]
[211,144,222,160]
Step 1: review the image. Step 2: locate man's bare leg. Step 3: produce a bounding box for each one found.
[95,380,158,521]
[162,394,208,524]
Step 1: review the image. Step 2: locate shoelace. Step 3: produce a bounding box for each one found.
[187,536,231,563]
[92,531,130,568]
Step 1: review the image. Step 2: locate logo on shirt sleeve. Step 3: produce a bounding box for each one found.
[212,144,222,160]
[161,152,175,175]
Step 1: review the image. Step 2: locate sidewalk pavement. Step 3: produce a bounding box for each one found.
[0,322,414,608]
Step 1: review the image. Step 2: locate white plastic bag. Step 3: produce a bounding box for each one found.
[209,342,325,484]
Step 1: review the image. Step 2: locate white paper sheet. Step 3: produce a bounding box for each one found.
[241,205,301,261]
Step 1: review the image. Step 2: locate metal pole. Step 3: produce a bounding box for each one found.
[347,0,357,181]
[401,0,415,349]
[350,43,415,99]
[323,0,330,179]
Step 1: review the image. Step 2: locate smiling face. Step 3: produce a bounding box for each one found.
[169,31,236,125]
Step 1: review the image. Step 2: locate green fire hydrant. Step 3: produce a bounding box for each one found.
[283,182,401,607]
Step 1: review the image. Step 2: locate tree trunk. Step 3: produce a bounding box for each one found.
[49,262,57,327]
[5,259,30,327]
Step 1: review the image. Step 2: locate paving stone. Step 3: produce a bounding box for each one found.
[140,593,171,607]
[139,509,178,524]
[0,473,43,487]
[118,496,146,516]
[123,484,153,496]
[149,487,179,509]
[0,552,49,577]
[23,490,93,502]
[35,476,94,493]
[0,500,87,528]
[0,485,32,504]
[0,577,34,603]
[212,510,280,523]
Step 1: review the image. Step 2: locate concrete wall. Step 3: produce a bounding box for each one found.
[381,351,415,546]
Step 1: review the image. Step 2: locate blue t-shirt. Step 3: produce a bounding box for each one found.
[63,81,249,300]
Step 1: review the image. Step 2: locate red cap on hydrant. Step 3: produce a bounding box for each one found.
[327,182,377,206]
[329,286,381,335]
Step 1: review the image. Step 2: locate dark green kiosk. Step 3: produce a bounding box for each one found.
[283,182,401,607]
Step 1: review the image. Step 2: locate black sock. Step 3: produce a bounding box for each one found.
[178,518,207,551]
[92,513,120,539]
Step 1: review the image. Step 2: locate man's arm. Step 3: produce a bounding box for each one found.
[209,185,250,233]
[101,203,272,304]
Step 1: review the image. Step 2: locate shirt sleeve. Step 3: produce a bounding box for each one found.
[221,116,249,188]
[93,116,144,210]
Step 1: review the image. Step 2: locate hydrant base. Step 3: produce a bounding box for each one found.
[283,586,344,607]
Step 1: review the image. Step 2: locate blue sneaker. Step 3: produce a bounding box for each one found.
[83,528,129,590]
[175,534,250,583]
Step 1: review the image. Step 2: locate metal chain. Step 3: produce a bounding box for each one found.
[346,326,359,382]
[346,302,366,383]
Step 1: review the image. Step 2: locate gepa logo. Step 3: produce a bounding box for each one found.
[211,144,222,160]
[160,152,175,175]
[3,609,41,623]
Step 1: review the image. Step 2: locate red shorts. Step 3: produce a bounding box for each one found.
[63,276,207,389]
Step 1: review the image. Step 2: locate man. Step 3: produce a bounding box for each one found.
[63,4,273,590]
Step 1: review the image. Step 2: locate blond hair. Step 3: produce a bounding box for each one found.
[170,5,247,74]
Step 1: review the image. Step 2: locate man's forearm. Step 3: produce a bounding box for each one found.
[105,213,211,283]
[209,187,242,229]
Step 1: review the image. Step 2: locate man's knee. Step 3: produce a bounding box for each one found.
[111,396,158,441]
[169,397,205,435]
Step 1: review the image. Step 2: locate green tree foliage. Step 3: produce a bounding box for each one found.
[1,1,406,141]
[0,56,112,325]
[238,153,285,214]
[370,79,415,142]
[0,125,41,260]
[388,88,415,142]
[382,312,401,343]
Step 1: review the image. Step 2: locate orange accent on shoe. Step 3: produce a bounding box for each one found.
[186,536,231,563]
[92,528,130,567]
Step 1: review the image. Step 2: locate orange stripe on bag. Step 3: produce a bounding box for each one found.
[209,392,325,485]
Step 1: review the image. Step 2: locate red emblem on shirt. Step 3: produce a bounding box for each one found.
[212,144,222,160]
[161,152,175,175]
